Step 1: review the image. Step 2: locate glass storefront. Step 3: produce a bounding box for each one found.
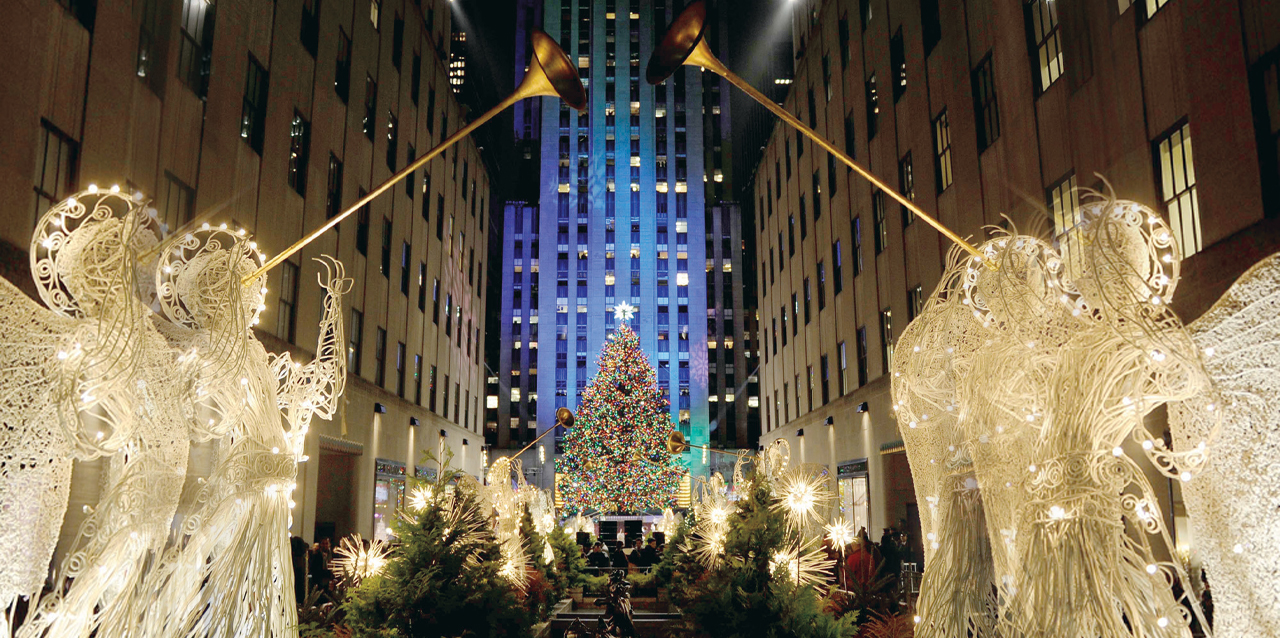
[373,459,407,541]
[837,459,871,535]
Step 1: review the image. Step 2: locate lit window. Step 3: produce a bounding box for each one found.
[511,388,521,401]
[487,395,498,409]
[1048,173,1081,240]
[676,272,689,286]
[1156,122,1201,257]
[558,183,570,193]
[657,181,669,193]
[1026,0,1063,93]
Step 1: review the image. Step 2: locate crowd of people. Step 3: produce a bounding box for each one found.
[829,524,915,593]
[584,537,664,572]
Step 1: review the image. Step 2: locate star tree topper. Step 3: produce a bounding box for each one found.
[614,301,637,324]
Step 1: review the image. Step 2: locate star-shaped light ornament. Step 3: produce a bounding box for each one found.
[614,301,637,324]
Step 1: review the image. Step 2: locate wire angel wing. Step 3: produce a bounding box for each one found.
[0,275,81,608]
[1168,251,1280,638]
[0,191,155,611]
[271,256,351,459]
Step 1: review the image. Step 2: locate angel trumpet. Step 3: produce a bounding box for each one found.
[242,30,586,284]
[647,1,991,268]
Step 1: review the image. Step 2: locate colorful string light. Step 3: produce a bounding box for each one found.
[559,323,681,513]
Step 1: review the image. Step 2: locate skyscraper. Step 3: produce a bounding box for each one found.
[491,0,747,488]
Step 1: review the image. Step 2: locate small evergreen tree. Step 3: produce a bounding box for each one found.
[674,474,859,638]
[342,466,535,637]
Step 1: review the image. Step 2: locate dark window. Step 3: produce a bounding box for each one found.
[821,355,830,405]
[838,341,848,396]
[414,355,423,404]
[844,113,856,160]
[817,261,826,310]
[899,152,915,226]
[363,76,377,140]
[396,342,406,397]
[159,172,195,230]
[972,54,1000,152]
[921,0,941,56]
[240,57,269,154]
[865,74,879,141]
[803,278,811,324]
[828,155,838,197]
[800,197,808,238]
[813,172,822,219]
[1025,0,1063,94]
[445,294,453,336]
[880,308,894,373]
[822,55,833,101]
[277,261,299,343]
[436,195,445,240]
[391,13,404,70]
[400,242,411,295]
[326,154,343,218]
[934,110,953,193]
[177,0,215,97]
[432,279,441,323]
[839,15,851,68]
[348,309,363,373]
[853,216,864,276]
[56,0,96,31]
[136,0,161,85]
[386,112,398,170]
[411,53,422,104]
[32,120,79,222]
[356,189,370,255]
[418,262,427,311]
[288,112,310,195]
[908,285,924,321]
[375,327,387,387]
[300,0,319,57]
[891,29,906,101]
[429,365,438,411]
[788,215,796,256]
[808,87,818,127]
[335,30,351,102]
[856,327,868,386]
[871,191,887,254]
[405,145,415,197]
[859,0,871,32]
[380,217,392,277]
[833,240,844,294]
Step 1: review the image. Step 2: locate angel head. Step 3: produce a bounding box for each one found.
[1057,193,1180,324]
[31,188,161,318]
[962,232,1064,339]
[155,227,267,330]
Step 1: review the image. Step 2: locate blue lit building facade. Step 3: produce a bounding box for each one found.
[491,0,746,485]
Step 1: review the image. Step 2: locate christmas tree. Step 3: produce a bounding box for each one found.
[559,308,682,514]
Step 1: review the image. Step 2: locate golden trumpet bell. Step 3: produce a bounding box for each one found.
[526,30,587,110]
[646,2,717,84]
[667,430,689,455]
[556,407,576,429]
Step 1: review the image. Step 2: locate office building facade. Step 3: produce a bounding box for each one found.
[755,0,1279,546]
[492,0,757,487]
[1,0,491,544]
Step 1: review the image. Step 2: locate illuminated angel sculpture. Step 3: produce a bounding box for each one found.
[134,229,350,637]
[890,248,996,638]
[1168,252,1280,637]
[0,189,161,632]
[897,193,1222,637]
